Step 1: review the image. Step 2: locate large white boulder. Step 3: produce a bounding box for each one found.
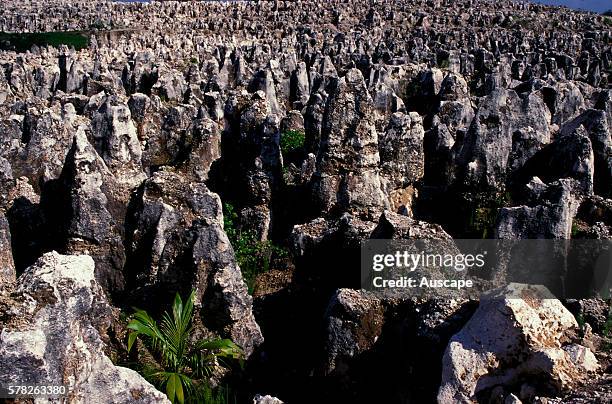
[438,283,598,403]
[0,252,169,403]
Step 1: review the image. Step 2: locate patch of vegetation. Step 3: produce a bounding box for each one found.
[191,384,237,404]
[0,31,89,52]
[575,313,586,332]
[467,192,511,239]
[280,130,305,155]
[439,58,450,69]
[603,302,612,351]
[127,291,243,404]
[223,203,288,294]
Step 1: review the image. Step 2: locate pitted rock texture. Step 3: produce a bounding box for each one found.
[438,283,598,404]
[0,251,169,404]
[0,214,15,286]
[125,169,263,357]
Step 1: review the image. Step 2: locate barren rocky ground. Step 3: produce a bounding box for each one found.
[0,0,611,403]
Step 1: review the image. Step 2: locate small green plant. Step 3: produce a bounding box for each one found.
[127,291,243,404]
[575,313,586,332]
[280,130,305,155]
[223,203,289,293]
[467,192,511,239]
[599,299,612,351]
[192,384,237,404]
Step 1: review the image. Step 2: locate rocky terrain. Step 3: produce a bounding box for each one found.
[0,0,611,403]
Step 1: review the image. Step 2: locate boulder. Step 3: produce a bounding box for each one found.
[495,179,583,239]
[322,289,384,375]
[50,129,126,294]
[438,283,597,403]
[253,394,284,404]
[0,252,169,403]
[457,89,551,192]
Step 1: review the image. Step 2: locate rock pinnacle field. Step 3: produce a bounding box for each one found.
[0,0,611,403]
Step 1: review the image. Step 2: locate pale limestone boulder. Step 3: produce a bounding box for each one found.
[438,283,597,403]
[0,252,169,404]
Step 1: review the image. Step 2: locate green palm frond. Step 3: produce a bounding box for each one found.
[127,309,166,353]
[126,290,245,404]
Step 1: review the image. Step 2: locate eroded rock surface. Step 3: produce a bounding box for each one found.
[438,283,597,403]
[0,252,169,404]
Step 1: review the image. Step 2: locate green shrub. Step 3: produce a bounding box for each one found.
[223,203,288,293]
[127,291,244,404]
[0,32,89,52]
[191,384,237,404]
[602,302,612,351]
[280,130,305,155]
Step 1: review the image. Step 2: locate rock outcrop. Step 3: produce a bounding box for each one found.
[0,0,610,403]
[126,169,263,357]
[312,68,388,219]
[0,252,169,403]
[438,283,598,403]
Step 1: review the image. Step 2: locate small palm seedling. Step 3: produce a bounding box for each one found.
[127,291,243,404]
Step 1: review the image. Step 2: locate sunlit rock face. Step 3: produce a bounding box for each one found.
[0,252,170,404]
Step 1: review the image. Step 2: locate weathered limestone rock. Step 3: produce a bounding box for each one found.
[559,109,612,197]
[55,129,126,294]
[0,214,15,285]
[0,1,610,402]
[0,252,169,404]
[89,98,145,189]
[13,103,86,191]
[322,289,384,375]
[371,210,453,240]
[312,68,387,218]
[126,169,263,356]
[379,112,424,207]
[141,103,196,170]
[253,395,284,404]
[176,117,221,182]
[152,69,186,102]
[438,283,596,403]
[495,179,583,239]
[457,89,551,193]
[514,129,595,196]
